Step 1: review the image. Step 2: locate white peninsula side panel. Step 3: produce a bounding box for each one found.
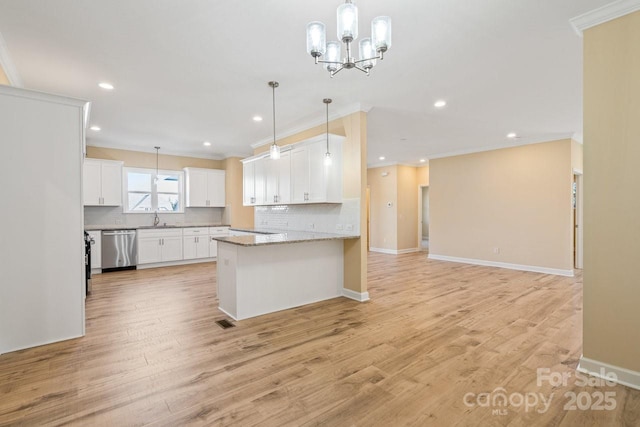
[217,241,344,320]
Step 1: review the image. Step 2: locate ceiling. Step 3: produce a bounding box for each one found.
[0,0,610,166]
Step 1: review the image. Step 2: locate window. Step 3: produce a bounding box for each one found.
[124,167,184,213]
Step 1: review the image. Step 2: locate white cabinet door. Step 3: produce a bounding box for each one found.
[277,151,291,204]
[207,170,226,207]
[185,168,208,207]
[87,230,101,269]
[243,161,255,206]
[83,159,122,206]
[291,146,310,203]
[308,140,326,203]
[83,160,102,205]
[194,236,209,259]
[254,157,267,205]
[138,237,161,264]
[183,236,197,260]
[100,162,123,206]
[161,236,183,262]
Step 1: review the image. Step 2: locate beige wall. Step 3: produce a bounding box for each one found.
[583,11,640,372]
[222,157,254,228]
[430,139,574,271]
[367,165,426,251]
[367,166,398,250]
[86,146,223,170]
[0,64,9,86]
[571,140,583,172]
[254,112,368,294]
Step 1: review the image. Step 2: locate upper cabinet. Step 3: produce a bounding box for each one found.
[242,135,342,206]
[83,159,123,206]
[184,168,225,207]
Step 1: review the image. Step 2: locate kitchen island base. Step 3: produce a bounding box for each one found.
[217,240,344,320]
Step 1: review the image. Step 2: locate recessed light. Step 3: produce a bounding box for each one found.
[90,126,101,131]
[419,159,426,163]
[507,132,517,138]
[203,141,211,146]
[98,82,114,90]
[253,116,263,122]
[434,100,447,108]
[379,156,385,161]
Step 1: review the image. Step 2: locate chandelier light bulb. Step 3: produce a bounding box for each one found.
[337,1,358,42]
[306,22,327,57]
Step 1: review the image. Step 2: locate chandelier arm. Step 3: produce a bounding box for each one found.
[317,59,345,65]
[353,56,381,65]
[354,65,371,75]
[330,65,345,77]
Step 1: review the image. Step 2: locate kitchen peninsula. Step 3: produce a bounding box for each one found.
[213,230,358,320]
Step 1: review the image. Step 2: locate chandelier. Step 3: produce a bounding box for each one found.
[306,0,392,77]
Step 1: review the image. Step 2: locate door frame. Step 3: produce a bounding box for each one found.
[417,185,429,251]
[573,169,584,269]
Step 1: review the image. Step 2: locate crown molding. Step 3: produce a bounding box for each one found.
[0,30,22,87]
[571,132,584,144]
[570,0,640,37]
[250,102,373,149]
[85,140,246,161]
[367,161,430,169]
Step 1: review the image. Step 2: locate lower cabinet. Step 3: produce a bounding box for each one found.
[138,229,183,264]
[183,227,210,260]
[209,226,230,258]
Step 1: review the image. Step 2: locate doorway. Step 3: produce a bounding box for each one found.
[573,171,583,269]
[417,185,429,251]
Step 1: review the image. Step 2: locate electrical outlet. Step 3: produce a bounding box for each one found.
[308,223,315,229]
[493,247,500,254]
[336,224,343,231]
[345,224,354,231]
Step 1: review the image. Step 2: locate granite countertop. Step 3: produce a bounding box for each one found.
[212,228,359,247]
[85,223,230,231]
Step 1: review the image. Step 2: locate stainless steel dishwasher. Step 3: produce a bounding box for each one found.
[102,230,137,270]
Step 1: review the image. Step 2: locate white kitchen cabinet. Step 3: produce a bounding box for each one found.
[209,226,229,258]
[183,227,210,259]
[290,135,343,204]
[87,230,102,270]
[244,135,342,206]
[265,151,291,204]
[137,229,183,264]
[83,159,123,206]
[184,168,225,207]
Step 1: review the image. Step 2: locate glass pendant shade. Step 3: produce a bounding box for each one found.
[306,21,326,57]
[337,2,358,42]
[324,41,341,72]
[270,143,280,160]
[371,16,392,52]
[324,152,332,166]
[358,37,376,69]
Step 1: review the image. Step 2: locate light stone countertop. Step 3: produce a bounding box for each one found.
[213,228,359,247]
[85,223,230,231]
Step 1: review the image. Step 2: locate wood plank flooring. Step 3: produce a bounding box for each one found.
[1,252,639,426]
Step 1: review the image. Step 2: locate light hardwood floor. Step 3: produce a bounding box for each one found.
[1,253,639,426]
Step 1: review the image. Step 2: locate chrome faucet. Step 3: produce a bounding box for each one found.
[153,212,160,227]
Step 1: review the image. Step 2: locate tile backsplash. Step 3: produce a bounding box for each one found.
[254,198,360,235]
[84,206,224,227]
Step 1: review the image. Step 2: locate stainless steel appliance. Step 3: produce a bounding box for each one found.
[102,230,137,270]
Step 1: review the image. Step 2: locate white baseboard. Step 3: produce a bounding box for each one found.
[369,247,420,255]
[342,288,370,302]
[218,306,238,321]
[137,257,216,270]
[427,254,574,277]
[577,356,640,391]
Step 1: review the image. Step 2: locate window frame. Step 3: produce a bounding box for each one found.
[123,167,185,214]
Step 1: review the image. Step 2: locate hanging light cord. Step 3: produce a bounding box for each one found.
[326,100,329,153]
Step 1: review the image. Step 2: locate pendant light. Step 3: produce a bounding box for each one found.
[323,98,332,166]
[268,81,280,159]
